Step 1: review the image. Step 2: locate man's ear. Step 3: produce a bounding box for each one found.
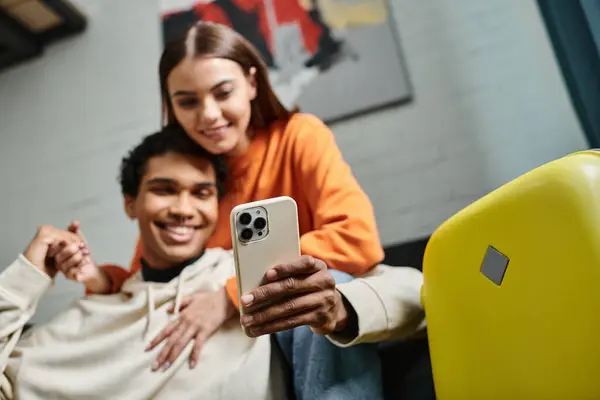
[247,67,257,100]
[123,196,137,220]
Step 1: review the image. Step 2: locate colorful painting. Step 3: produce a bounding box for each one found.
[160,0,412,123]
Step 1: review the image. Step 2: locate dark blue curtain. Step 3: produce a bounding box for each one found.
[537,0,600,148]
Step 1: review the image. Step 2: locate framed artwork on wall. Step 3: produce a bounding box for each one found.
[160,0,413,123]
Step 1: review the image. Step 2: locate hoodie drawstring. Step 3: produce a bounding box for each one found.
[144,270,186,342]
[144,285,155,342]
[173,272,184,319]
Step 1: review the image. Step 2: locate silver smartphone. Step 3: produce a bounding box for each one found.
[230,196,301,316]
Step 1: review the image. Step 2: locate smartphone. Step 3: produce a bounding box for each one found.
[230,196,301,315]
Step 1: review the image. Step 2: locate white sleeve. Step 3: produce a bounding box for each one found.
[0,255,51,397]
[328,264,426,347]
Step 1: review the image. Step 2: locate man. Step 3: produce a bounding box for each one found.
[0,126,424,399]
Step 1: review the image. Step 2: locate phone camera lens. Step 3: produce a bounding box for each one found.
[253,217,267,230]
[239,212,252,225]
[240,228,253,241]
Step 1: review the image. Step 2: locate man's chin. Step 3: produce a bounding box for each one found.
[142,230,207,267]
[157,244,204,265]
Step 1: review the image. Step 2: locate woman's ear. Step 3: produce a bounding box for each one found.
[123,196,137,220]
[247,67,257,100]
[161,99,170,126]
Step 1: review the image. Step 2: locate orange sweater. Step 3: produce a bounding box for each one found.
[100,114,384,306]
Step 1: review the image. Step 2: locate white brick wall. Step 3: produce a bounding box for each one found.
[332,0,586,245]
[0,0,587,321]
[0,0,162,322]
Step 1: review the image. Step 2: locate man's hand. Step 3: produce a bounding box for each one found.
[23,225,83,278]
[146,287,236,371]
[239,255,350,337]
[48,220,111,294]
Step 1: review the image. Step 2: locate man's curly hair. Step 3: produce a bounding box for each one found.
[119,123,227,198]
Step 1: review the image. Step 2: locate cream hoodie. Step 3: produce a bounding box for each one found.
[0,249,425,399]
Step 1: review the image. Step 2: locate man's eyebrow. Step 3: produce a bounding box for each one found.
[146,178,217,187]
[193,182,217,189]
[145,178,177,185]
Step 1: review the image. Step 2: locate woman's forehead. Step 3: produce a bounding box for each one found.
[168,57,244,91]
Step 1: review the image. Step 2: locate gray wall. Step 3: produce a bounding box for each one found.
[333,0,586,244]
[0,0,587,322]
[0,0,162,321]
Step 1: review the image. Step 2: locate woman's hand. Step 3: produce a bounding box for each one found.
[48,221,111,294]
[146,287,237,371]
[239,255,350,337]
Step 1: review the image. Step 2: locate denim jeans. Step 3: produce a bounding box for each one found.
[275,270,384,400]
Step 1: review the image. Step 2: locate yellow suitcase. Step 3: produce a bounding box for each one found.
[422,150,600,399]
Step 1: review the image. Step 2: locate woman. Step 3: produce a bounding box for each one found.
[63,21,385,385]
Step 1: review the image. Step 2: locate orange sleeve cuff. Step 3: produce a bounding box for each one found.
[85,265,132,295]
[225,276,239,309]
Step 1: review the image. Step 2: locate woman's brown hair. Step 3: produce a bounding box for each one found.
[159,22,294,130]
